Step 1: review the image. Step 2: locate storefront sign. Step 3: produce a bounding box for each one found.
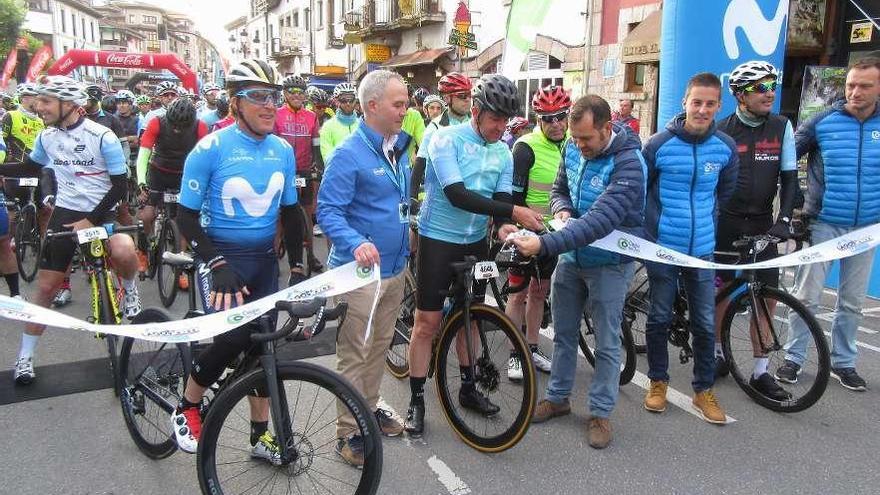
[851,22,874,43]
[366,44,391,63]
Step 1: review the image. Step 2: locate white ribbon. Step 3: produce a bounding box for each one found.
[0,262,380,343]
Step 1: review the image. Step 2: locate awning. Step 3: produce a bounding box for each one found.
[308,76,346,92]
[621,9,661,64]
[381,48,451,69]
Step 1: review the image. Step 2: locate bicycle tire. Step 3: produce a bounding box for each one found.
[144,213,162,280]
[119,307,191,459]
[197,362,383,495]
[720,286,830,413]
[157,217,181,308]
[96,269,122,395]
[386,269,415,378]
[434,304,535,453]
[15,203,39,282]
[579,314,637,386]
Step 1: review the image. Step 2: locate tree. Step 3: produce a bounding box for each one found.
[0,0,26,56]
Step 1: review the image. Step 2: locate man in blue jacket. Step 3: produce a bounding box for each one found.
[512,95,646,449]
[317,69,411,467]
[641,72,739,424]
[778,58,880,392]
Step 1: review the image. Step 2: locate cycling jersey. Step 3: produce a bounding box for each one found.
[29,117,127,212]
[140,116,209,174]
[417,109,470,161]
[180,123,298,247]
[139,107,165,133]
[319,113,358,161]
[418,122,513,245]
[197,106,221,129]
[1,109,44,162]
[212,115,235,132]
[274,105,319,172]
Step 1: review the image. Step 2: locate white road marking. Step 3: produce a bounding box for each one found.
[427,455,472,495]
[823,331,880,353]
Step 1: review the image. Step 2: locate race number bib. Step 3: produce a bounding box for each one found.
[472,261,500,280]
[77,227,109,245]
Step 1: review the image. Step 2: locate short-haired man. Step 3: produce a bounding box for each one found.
[641,73,739,424]
[778,58,880,392]
[613,99,640,134]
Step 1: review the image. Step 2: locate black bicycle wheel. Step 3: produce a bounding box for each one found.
[720,286,830,413]
[386,270,415,378]
[96,269,122,395]
[434,304,535,453]
[198,362,383,495]
[624,264,650,353]
[579,313,637,385]
[119,307,191,459]
[144,213,162,280]
[157,217,181,308]
[15,203,39,282]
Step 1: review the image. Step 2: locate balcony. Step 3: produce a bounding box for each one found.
[344,0,445,37]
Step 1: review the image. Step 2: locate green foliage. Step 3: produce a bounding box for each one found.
[0,0,27,55]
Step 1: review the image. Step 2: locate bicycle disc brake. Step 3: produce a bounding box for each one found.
[475,355,500,393]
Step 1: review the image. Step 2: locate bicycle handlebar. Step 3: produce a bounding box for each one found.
[250,298,348,344]
[45,221,144,240]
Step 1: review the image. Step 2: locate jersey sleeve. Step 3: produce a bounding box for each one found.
[426,130,463,187]
[28,132,48,165]
[1,113,11,139]
[495,149,514,194]
[179,135,216,211]
[280,143,299,206]
[139,117,161,149]
[780,120,797,172]
[100,131,128,175]
[417,125,436,160]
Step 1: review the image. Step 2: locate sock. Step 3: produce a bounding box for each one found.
[753,357,769,379]
[250,420,269,446]
[18,333,39,360]
[4,272,19,297]
[409,376,426,405]
[460,366,475,393]
[61,277,71,290]
[122,277,137,292]
[714,343,723,357]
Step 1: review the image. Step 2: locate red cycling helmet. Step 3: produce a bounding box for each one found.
[507,116,530,134]
[532,85,571,115]
[437,72,472,95]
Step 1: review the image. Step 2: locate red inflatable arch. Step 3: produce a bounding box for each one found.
[48,49,198,92]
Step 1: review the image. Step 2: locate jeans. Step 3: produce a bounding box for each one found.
[645,259,716,392]
[785,221,875,369]
[545,260,635,418]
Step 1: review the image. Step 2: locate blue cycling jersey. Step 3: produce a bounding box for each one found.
[180,123,298,247]
[418,122,513,244]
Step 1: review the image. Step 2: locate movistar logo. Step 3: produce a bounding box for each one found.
[221,172,285,217]
[723,0,788,59]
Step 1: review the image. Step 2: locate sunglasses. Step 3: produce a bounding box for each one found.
[236,89,282,106]
[742,81,777,94]
[338,97,356,104]
[285,88,304,95]
[539,111,569,124]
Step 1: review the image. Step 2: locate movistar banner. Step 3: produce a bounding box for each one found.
[657,0,789,127]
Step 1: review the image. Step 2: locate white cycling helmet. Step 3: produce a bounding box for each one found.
[728,61,778,94]
[115,90,136,102]
[225,59,280,88]
[422,94,445,109]
[333,82,357,99]
[155,81,179,96]
[202,82,221,94]
[15,83,39,97]
[35,76,88,106]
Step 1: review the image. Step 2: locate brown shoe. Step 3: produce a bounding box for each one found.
[692,389,726,424]
[336,436,364,468]
[587,416,612,449]
[375,408,404,437]
[644,380,668,412]
[531,398,571,424]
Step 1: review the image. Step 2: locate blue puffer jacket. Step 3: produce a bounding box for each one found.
[796,100,880,226]
[317,119,411,278]
[540,124,646,267]
[642,113,739,257]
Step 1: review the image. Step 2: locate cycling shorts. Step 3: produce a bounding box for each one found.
[416,234,488,311]
[146,167,182,207]
[508,254,558,285]
[41,207,115,272]
[715,212,779,287]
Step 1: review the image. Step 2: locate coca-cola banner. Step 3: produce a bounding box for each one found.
[48,49,197,91]
[1,47,19,89]
[26,45,53,82]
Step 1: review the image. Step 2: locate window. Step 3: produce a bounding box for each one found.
[91,21,95,43]
[293,11,299,28]
[72,12,76,37]
[82,18,86,40]
[316,1,323,29]
[304,9,310,30]
[61,8,66,33]
[147,31,158,41]
[143,15,158,24]
[625,64,646,92]
[28,0,50,13]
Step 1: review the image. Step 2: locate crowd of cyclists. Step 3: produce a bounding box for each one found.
[0,50,878,474]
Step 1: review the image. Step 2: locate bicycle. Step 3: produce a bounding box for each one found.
[279,169,325,277]
[137,188,184,308]
[625,235,830,412]
[46,221,143,396]
[1,175,42,282]
[119,253,383,494]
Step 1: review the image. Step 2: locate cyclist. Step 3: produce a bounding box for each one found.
[502,116,530,149]
[135,94,152,119]
[403,74,545,438]
[8,76,140,385]
[319,82,359,162]
[197,82,222,128]
[211,92,234,131]
[139,81,179,134]
[714,61,798,401]
[412,86,430,120]
[135,97,208,288]
[505,85,572,380]
[169,59,305,463]
[115,90,141,167]
[423,94,445,125]
[84,85,125,139]
[308,86,334,126]
[0,132,20,299]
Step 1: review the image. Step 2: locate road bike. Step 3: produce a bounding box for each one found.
[137,188,184,308]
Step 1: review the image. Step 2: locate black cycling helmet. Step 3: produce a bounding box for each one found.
[215,92,230,117]
[85,84,105,101]
[472,74,519,118]
[100,95,117,114]
[282,74,308,91]
[413,87,429,106]
[165,97,196,129]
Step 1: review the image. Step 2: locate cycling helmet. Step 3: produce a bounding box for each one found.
[165,97,196,128]
[728,60,778,94]
[225,59,280,88]
[532,85,571,115]
[413,87,429,106]
[333,82,357,99]
[282,74,308,91]
[0,92,11,101]
[472,74,519,118]
[438,72,472,94]
[506,116,530,134]
[15,83,38,97]
[101,95,117,114]
[115,90,135,102]
[201,82,221,94]
[155,81,179,96]
[422,94,445,109]
[35,76,88,105]
[135,94,151,106]
[85,84,105,101]
[214,91,230,116]
[311,88,330,105]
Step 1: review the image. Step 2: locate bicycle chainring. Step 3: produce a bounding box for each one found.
[475,356,499,393]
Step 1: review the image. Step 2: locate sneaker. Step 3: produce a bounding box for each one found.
[459,387,500,417]
[749,373,792,401]
[336,435,364,468]
[52,288,72,307]
[170,406,201,453]
[831,367,867,392]
[531,348,552,373]
[531,398,570,424]
[251,431,282,465]
[715,355,729,378]
[312,224,323,237]
[692,390,726,425]
[309,256,325,273]
[13,357,35,385]
[643,380,668,413]
[122,285,142,319]
[404,402,425,438]
[774,360,802,384]
[375,408,404,437]
[507,356,523,381]
[587,416,612,449]
[178,273,190,291]
[136,249,148,273]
